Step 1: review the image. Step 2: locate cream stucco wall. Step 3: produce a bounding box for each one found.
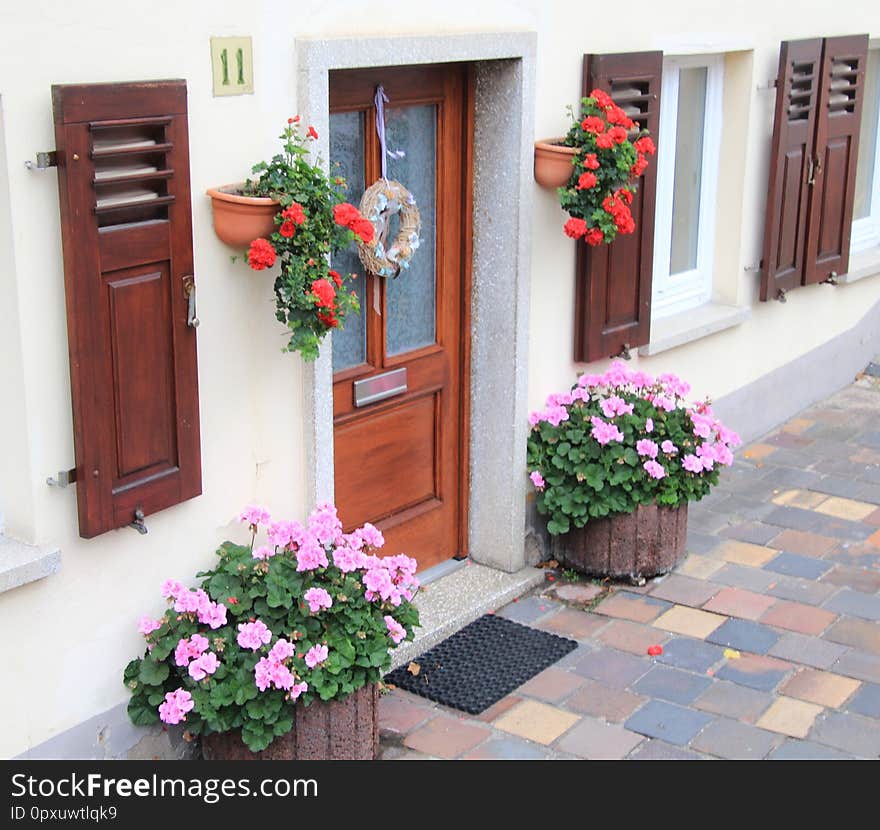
[0,0,878,757]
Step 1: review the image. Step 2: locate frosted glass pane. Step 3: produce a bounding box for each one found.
[669,67,707,275]
[384,105,437,356]
[854,49,880,220]
[329,111,368,371]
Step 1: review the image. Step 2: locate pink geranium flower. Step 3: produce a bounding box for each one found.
[384,615,406,645]
[239,505,271,527]
[590,417,624,446]
[158,689,194,725]
[188,651,219,681]
[530,470,546,490]
[643,460,666,480]
[636,439,659,459]
[138,616,162,636]
[237,620,272,651]
[304,644,329,668]
[303,587,332,613]
[682,454,704,473]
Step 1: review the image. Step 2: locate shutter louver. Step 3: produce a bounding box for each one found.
[574,51,662,363]
[803,34,869,284]
[53,80,202,538]
[760,39,823,301]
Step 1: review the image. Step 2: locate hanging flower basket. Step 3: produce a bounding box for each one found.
[534,139,579,189]
[206,184,279,248]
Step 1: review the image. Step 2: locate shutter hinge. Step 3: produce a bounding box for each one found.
[756,79,778,91]
[24,151,57,171]
[128,508,148,535]
[46,468,77,488]
[821,271,838,286]
[612,343,633,360]
[776,288,787,303]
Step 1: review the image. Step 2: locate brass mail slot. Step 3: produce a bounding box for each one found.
[353,367,408,408]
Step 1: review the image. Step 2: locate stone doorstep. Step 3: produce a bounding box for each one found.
[387,561,545,671]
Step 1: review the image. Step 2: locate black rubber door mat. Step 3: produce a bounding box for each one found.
[385,614,578,714]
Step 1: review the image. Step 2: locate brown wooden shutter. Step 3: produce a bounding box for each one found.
[760,39,823,301]
[803,34,869,284]
[573,51,662,363]
[53,80,201,538]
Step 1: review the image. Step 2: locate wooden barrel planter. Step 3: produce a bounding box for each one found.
[549,503,688,580]
[201,684,378,760]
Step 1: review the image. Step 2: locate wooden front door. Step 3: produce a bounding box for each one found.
[329,63,471,570]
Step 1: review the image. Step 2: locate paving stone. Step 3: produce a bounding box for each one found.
[824,542,880,569]
[814,496,878,522]
[460,736,551,760]
[563,679,647,723]
[379,692,435,738]
[780,668,861,708]
[811,515,876,542]
[712,563,779,593]
[769,529,838,558]
[517,667,585,703]
[675,554,724,580]
[718,522,781,546]
[715,654,793,692]
[657,637,726,674]
[689,510,735,535]
[766,432,815,449]
[714,540,778,567]
[781,417,815,435]
[498,595,560,624]
[536,607,607,640]
[624,699,714,746]
[554,716,645,759]
[652,605,727,639]
[824,589,880,622]
[597,619,668,656]
[846,683,880,719]
[693,680,774,723]
[764,552,832,580]
[550,582,605,604]
[756,697,823,738]
[403,715,491,759]
[766,574,840,606]
[628,739,707,760]
[809,711,880,757]
[592,591,672,624]
[769,632,849,670]
[553,643,594,670]
[649,574,721,607]
[690,717,780,760]
[772,489,828,509]
[494,700,580,746]
[707,618,780,654]
[380,745,437,760]
[631,665,713,705]
[475,694,523,723]
[702,586,778,620]
[832,651,880,683]
[761,600,837,635]
[821,565,880,594]
[764,505,824,533]
[824,618,880,655]
[865,508,880,527]
[742,444,777,461]
[813,475,876,500]
[570,647,652,688]
[707,495,776,522]
[768,739,857,760]
[761,467,823,491]
[685,531,722,555]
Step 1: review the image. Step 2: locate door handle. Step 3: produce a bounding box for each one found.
[183,275,199,328]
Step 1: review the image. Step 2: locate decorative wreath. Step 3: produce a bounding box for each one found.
[357,179,421,278]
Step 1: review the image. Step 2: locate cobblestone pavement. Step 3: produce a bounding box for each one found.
[380,370,880,760]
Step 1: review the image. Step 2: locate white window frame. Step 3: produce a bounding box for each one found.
[652,54,724,318]
[851,46,880,255]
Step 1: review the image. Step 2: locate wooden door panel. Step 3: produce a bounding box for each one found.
[814,136,851,262]
[335,394,438,529]
[777,148,809,273]
[330,64,470,570]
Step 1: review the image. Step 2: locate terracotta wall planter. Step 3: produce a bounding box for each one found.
[201,684,379,760]
[549,503,688,580]
[206,184,279,247]
[534,139,577,188]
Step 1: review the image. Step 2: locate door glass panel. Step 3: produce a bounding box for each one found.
[669,66,707,275]
[385,105,437,356]
[329,111,368,372]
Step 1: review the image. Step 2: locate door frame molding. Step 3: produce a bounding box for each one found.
[296,32,536,573]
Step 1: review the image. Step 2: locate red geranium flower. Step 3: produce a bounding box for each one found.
[564,217,587,240]
[581,116,606,134]
[576,171,597,190]
[595,132,615,150]
[247,238,276,270]
[310,278,336,309]
[584,227,605,246]
[607,126,629,145]
[333,202,361,227]
[590,88,613,109]
[328,269,343,288]
[634,136,656,156]
[350,217,375,244]
[307,125,319,140]
[631,153,649,177]
[582,153,600,170]
[279,220,296,238]
[282,202,306,225]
